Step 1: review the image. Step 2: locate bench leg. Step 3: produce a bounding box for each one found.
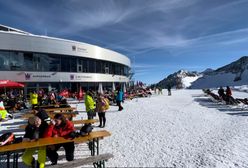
[96,138,99,155]
[93,160,106,168]
[90,138,99,156]
[7,152,10,168]
[92,138,104,168]
[89,140,95,156]
[13,152,19,168]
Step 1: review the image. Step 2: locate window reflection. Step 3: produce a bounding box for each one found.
[0,50,130,76]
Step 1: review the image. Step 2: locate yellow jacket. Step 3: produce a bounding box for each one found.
[30,93,38,105]
[0,110,8,119]
[84,94,95,112]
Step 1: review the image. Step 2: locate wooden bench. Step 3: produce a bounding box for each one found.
[19,119,99,129]
[51,153,114,168]
[0,130,111,168]
[34,104,70,108]
[22,112,78,120]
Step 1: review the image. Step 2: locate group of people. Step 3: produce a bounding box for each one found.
[217,86,236,104]
[153,86,172,96]
[0,85,129,167]
[154,87,163,95]
[84,87,124,128]
[22,111,75,168]
[21,87,125,167]
[29,89,63,109]
[0,89,28,112]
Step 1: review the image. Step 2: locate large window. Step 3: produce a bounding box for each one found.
[61,55,71,72]
[0,50,130,76]
[88,59,95,73]
[48,55,60,71]
[70,57,77,72]
[0,51,10,70]
[9,52,24,70]
[96,60,102,73]
[83,59,88,72]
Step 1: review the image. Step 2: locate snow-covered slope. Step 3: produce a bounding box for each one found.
[191,56,248,89]
[182,75,202,88]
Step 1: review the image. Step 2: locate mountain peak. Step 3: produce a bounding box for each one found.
[201,68,214,74]
[156,70,200,89]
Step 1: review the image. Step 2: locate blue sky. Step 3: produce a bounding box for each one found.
[1,0,248,84]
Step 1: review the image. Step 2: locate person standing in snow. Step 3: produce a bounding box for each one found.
[95,93,108,127]
[116,87,124,111]
[30,90,38,110]
[84,90,96,119]
[167,85,172,96]
[158,87,163,95]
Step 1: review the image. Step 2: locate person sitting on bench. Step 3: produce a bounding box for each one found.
[225,86,237,105]
[22,116,48,168]
[44,114,75,165]
[0,98,13,121]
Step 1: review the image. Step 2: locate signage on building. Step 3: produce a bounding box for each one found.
[70,74,92,80]
[25,73,31,80]
[71,45,88,53]
[77,47,88,53]
[0,71,128,83]
[25,73,52,80]
[70,74,75,80]
[72,45,76,51]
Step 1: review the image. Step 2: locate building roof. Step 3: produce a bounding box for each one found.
[0,24,32,35]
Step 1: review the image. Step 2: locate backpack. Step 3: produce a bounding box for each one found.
[80,124,93,136]
[0,132,15,146]
[35,109,50,123]
[102,98,109,111]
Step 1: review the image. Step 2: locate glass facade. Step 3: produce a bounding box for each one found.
[0,50,130,76]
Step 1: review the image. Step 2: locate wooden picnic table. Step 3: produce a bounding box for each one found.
[0,130,111,168]
[44,107,76,112]
[24,106,76,115]
[19,119,99,129]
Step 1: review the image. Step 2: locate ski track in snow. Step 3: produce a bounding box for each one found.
[1,89,248,167]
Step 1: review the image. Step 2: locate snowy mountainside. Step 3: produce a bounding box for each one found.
[191,56,248,89]
[156,70,200,89]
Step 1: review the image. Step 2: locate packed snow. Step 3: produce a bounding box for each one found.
[1,89,248,167]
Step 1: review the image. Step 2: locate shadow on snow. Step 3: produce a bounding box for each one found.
[194,97,248,117]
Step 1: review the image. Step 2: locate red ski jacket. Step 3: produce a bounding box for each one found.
[226,89,232,96]
[44,120,75,138]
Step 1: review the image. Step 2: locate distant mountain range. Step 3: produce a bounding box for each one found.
[155,56,248,89]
